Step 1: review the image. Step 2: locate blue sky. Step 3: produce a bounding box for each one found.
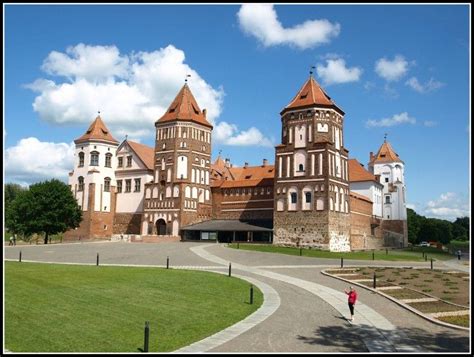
[4,4,470,221]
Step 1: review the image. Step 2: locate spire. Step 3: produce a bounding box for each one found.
[157,83,212,128]
[74,115,119,144]
[281,75,344,115]
[370,140,403,164]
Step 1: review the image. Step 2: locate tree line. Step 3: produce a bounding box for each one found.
[407,208,469,245]
[5,180,82,244]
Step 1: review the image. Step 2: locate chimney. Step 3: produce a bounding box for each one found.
[244,162,249,168]
[262,159,268,167]
[203,108,207,118]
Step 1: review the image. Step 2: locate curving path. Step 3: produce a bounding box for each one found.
[4,242,470,352]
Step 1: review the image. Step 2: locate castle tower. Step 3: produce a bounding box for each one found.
[273,74,351,251]
[65,115,119,240]
[141,83,213,237]
[368,138,408,246]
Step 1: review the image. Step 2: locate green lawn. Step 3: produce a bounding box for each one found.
[5,262,263,352]
[228,243,453,261]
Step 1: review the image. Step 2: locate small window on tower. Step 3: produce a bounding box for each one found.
[385,177,389,183]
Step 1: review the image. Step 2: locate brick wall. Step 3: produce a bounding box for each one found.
[113,213,142,234]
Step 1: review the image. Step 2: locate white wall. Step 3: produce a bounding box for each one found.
[69,141,118,212]
[350,181,383,218]
[371,161,407,220]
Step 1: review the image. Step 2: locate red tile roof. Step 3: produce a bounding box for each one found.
[157,83,213,128]
[74,116,119,144]
[281,76,344,115]
[126,140,154,170]
[350,191,373,203]
[210,160,275,188]
[369,141,403,164]
[348,159,377,182]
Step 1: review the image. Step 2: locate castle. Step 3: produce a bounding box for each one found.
[65,74,408,251]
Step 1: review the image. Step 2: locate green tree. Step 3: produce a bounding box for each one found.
[4,183,28,233]
[452,217,469,241]
[6,179,82,244]
[5,183,27,207]
[407,208,424,244]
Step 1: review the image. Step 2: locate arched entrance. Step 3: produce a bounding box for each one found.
[156,219,167,236]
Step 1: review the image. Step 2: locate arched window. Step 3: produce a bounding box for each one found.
[105,153,112,168]
[78,152,84,167]
[305,191,312,203]
[90,151,99,166]
[288,187,298,211]
[104,177,111,192]
[299,164,304,172]
[78,176,84,191]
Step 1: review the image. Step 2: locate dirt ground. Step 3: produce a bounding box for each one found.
[352,267,469,307]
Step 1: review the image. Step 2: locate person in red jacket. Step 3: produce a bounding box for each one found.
[344,286,357,321]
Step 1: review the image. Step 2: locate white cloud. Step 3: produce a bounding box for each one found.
[214,121,273,147]
[316,58,362,85]
[423,192,469,221]
[366,112,416,128]
[5,137,75,185]
[406,203,417,211]
[237,4,340,50]
[405,77,444,93]
[41,43,129,82]
[375,55,409,81]
[26,43,225,139]
[423,120,438,127]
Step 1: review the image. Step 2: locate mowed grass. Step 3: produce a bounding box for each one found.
[228,244,453,261]
[5,262,263,352]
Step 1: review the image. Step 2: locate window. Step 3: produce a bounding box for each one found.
[298,164,304,172]
[117,180,123,193]
[134,178,141,192]
[105,153,112,168]
[78,176,84,191]
[118,157,123,167]
[127,156,132,167]
[305,192,312,203]
[385,177,389,183]
[90,151,99,166]
[125,179,132,193]
[291,192,297,204]
[385,195,391,204]
[78,152,84,167]
[104,177,111,192]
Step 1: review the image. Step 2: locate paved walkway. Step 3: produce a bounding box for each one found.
[4,242,470,353]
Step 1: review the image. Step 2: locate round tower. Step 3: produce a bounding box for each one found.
[65,114,119,240]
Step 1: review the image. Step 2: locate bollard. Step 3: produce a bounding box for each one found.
[372,251,375,260]
[250,285,254,305]
[96,253,99,266]
[19,250,22,262]
[300,248,302,256]
[166,256,169,269]
[228,262,232,277]
[431,258,433,270]
[341,257,343,268]
[386,248,388,255]
[144,321,150,353]
[373,273,376,289]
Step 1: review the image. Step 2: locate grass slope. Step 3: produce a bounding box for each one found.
[5,262,262,352]
[228,244,453,261]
